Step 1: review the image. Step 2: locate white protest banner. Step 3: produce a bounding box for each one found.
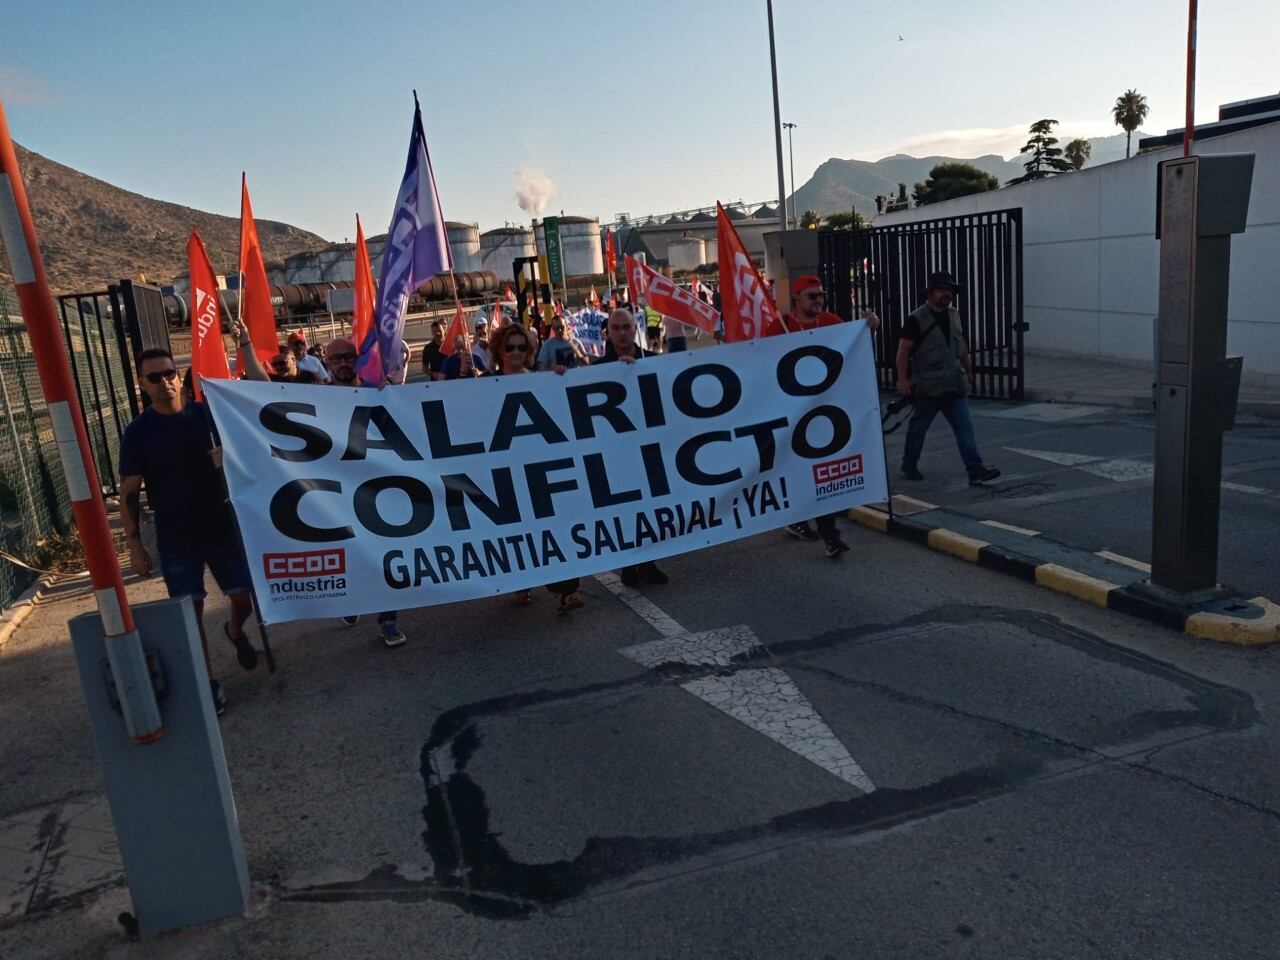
[566,308,607,357]
[203,322,887,623]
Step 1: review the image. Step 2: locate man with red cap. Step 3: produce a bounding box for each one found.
[780,275,880,557]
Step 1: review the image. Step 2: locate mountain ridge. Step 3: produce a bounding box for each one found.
[0,142,330,295]
[790,131,1150,217]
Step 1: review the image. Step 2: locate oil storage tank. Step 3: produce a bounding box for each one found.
[480,227,536,275]
[447,221,482,272]
[536,216,604,278]
[668,237,706,272]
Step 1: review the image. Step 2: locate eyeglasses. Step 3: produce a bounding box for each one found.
[805,292,825,299]
[328,352,356,363]
[504,343,529,354]
[144,369,179,384]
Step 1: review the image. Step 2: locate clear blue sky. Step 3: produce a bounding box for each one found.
[3,0,1274,241]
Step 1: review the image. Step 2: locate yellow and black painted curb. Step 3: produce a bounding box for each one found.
[847,496,1279,646]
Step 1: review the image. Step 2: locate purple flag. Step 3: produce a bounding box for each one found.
[358,93,453,384]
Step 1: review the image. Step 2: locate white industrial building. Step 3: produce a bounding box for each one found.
[876,96,1280,376]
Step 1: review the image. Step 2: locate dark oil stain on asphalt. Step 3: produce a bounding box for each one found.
[282,604,1256,919]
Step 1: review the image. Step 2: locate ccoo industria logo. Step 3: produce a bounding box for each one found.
[812,454,864,500]
[262,549,348,600]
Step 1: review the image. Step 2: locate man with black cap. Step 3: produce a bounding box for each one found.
[896,272,1000,485]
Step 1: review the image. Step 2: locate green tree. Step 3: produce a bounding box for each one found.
[799,209,822,229]
[1007,119,1073,184]
[912,162,1000,205]
[1063,138,1092,171]
[824,208,868,230]
[1112,89,1150,158]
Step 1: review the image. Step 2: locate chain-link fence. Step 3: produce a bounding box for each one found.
[0,287,74,609]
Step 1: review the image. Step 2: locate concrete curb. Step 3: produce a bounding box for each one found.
[0,577,49,651]
[1023,386,1280,421]
[847,498,1280,646]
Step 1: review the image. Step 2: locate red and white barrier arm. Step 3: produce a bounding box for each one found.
[0,99,135,639]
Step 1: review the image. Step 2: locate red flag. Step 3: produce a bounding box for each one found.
[605,230,617,274]
[352,214,376,355]
[239,175,277,364]
[439,306,469,357]
[186,229,231,402]
[628,257,719,334]
[624,254,648,309]
[717,202,785,341]
[590,285,600,308]
[491,300,504,328]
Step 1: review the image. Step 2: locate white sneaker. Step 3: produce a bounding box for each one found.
[380,621,406,648]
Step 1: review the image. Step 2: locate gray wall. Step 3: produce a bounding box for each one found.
[877,123,1280,375]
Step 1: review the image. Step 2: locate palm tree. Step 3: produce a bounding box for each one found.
[1064,138,1092,171]
[1112,89,1150,159]
[799,209,821,229]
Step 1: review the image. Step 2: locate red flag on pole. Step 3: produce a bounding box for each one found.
[439,306,469,357]
[628,257,719,334]
[604,230,617,274]
[352,214,376,356]
[624,254,648,309]
[716,202,785,341]
[590,285,600,308]
[239,175,277,364]
[491,299,505,328]
[186,229,231,402]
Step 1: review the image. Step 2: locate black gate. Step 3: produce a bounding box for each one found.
[819,208,1026,400]
[55,280,173,496]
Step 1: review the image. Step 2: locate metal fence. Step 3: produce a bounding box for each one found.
[819,208,1026,400]
[0,288,74,610]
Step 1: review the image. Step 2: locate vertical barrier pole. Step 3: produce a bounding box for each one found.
[0,98,161,742]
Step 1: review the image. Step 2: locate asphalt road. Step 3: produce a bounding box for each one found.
[3,506,1278,959]
[879,398,1280,600]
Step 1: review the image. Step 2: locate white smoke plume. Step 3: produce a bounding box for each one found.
[514,167,556,216]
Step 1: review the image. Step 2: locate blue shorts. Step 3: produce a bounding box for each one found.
[159,539,252,603]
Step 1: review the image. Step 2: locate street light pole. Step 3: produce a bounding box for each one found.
[767,0,788,237]
[783,122,797,229]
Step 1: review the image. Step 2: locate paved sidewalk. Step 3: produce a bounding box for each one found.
[1023,350,1280,418]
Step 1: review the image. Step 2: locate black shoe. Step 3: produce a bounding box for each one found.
[900,466,924,482]
[639,562,668,585]
[225,623,258,671]
[619,567,639,588]
[968,466,1001,485]
[786,522,820,541]
[210,679,226,717]
[824,537,850,559]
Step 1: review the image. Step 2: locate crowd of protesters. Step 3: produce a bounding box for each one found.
[119,271,1000,715]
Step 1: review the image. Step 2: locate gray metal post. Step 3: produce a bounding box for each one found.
[1149,153,1253,596]
[767,0,788,236]
[70,596,249,938]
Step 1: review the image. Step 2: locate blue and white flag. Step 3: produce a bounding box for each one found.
[359,93,453,384]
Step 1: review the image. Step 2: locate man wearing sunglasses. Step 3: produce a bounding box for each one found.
[325,337,406,646]
[118,347,259,716]
[780,276,880,558]
[268,343,320,384]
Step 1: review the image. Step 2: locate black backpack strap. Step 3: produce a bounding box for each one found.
[908,318,939,358]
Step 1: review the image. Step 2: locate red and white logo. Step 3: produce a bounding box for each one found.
[813,454,864,485]
[263,549,346,579]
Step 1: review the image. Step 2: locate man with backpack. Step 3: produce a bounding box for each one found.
[896,272,1000,485]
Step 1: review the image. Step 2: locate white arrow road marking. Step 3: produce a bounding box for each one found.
[596,573,875,792]
[1005,448,1155,482]
[1004,447,1105,466]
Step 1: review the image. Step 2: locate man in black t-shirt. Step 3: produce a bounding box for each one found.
[119,345,259,715]
[268,344,318,384]
[420,320,446,380]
